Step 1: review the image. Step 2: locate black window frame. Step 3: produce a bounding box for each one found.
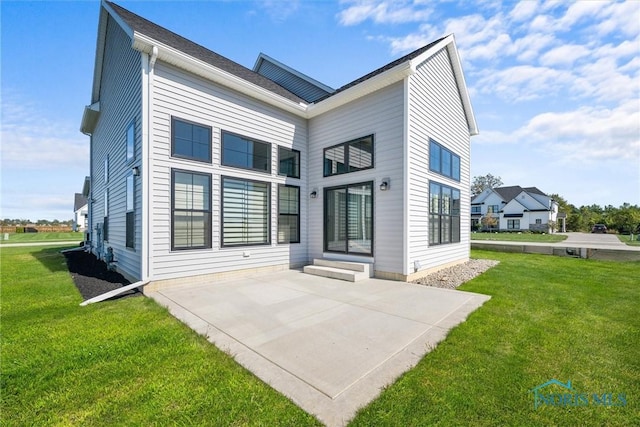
[171,117,212,163]
[278,146,300,179]
[125,173,135,249]
[278,184,300,244]
[171,169,212,251]
[508,219,520,230]
[323,135,374,177]
[429,181,461,246]
[221,176,271,247]
[221,131,272,173]
[429,139,461,181]
[323,181,374,255]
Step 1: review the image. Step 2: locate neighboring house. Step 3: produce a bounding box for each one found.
[73,178,89,232]
[80,1,477,286]
[471,186,558,232]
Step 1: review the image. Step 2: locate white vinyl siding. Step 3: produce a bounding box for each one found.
[407,47,471,274]
[148,62,308,280]
[308,82,405,274]
[90,16,142,279]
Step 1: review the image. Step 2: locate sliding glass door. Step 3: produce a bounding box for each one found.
[324,182,373,255]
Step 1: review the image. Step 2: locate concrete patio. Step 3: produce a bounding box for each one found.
[147,270,490,426]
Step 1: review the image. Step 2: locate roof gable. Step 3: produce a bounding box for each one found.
[74,193,88,211]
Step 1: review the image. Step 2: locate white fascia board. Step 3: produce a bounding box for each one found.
[307,62,413,118]
[131,34,308,117]
[409,34,479,136]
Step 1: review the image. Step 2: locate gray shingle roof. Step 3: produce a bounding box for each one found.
[74,193,88,211]
[106,1,305,104]
[493,186,549,204]
[105,2,447,107]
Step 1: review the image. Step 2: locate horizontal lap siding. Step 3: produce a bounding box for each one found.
[407,47,471,273]
[150,63,308,280]
[308,82,405,274]
[91,17,142,279]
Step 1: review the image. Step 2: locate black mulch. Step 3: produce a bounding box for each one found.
[63,249,141,302]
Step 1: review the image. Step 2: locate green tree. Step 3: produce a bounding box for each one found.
[471,174,503,197]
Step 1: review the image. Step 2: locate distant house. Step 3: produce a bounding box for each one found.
[471,186,558,233]
[80,1,478,286]
[73,182,89,232]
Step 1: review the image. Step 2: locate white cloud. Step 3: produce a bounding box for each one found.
[475,65,573,101]
[595,0,640,37]
[337,0,432,26]
[255,0,300,22]
[509,0,540,23]
[539,44,591,67]
[1,95,88,171]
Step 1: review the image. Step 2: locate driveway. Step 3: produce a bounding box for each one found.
[147,270,490,427]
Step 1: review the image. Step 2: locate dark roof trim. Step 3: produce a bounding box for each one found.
[503,213,523,218]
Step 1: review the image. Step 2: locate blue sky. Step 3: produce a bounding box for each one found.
[1,0,639,221]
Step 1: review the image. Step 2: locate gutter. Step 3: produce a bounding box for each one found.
[80,280,150,306]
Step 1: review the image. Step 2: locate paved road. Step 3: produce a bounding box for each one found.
[559,232,630,248]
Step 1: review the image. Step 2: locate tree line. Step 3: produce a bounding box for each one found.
[1,219,74,226]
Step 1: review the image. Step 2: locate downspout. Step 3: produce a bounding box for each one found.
[141,46,158,283]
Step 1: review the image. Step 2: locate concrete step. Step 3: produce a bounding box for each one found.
[312,259,372,276]
[303,265,369,282]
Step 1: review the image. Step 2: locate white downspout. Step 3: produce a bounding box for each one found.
[141,46,158,282]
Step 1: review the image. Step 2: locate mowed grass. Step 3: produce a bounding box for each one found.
[1,231,84,243]
[350,250,640,426]
[471,232,567,243]
[617,234,640,247]
[0,245,320,426]
[2,246,639,426]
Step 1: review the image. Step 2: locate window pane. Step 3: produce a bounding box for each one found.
[442,150,452,177]
[126,211,135,248]
[430,182,440,214]
[222,132,271,172]
[429,214,440,245]
[324,145,345,176]
[278,147,300,178]
[126,175,134,211]
[325,188,347,252]
[441,187,452,215]
[222,177,269,246]
[452,216,460,243]
[172,119,211,162]
[347,183,372,254]
[127,122,135,162]
[278,185,299,243]
[429,141,441,172]
[452,155,460,181]
[172,170,211,250]
[348,137,373,172]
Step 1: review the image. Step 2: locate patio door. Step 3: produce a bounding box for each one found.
[324,182,373,255]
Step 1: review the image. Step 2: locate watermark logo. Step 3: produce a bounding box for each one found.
[529,379,627,409]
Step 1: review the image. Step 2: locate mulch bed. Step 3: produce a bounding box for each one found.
[63,249,141,302]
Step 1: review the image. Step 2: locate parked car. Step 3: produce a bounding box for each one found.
[591,224,607,233]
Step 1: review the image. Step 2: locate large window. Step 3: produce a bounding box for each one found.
[222,131,271,172]
[278,147,300,178]
[487,205,500,214]
[126,174,134,249]
[323,135,373,177]
[324,182,373,255]
[278,185,300,244]
[171,117,211,163]
[471,205,481,214]
[172,170,212,250]
[126,121,135,163]
[508,219,520,230]
[429,182,461,245]
[429,140,460,181]
[222,177,270,246]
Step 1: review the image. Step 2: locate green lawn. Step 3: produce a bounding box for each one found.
[2,246,638,426]
[1,231,84,244]
[0,245,320,426]
[471,232,567,243]
[617,234,640,247]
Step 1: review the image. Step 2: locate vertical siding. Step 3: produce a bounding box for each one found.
[308,82,405,274]
[407,47,471,273]
[149,62,308,281]
[90,16,142,280]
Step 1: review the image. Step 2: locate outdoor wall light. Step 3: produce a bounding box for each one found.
[310,189,318,199]
[379,178,390,191]
[132,166,140,176]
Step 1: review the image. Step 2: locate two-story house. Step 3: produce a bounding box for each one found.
[80,1,478,289]
[471,186,558,232]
